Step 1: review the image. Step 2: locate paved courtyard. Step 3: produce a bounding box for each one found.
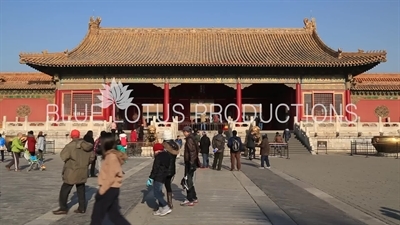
[250,154,400,225]
[0,153,398,225]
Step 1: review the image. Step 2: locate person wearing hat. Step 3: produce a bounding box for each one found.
[180,126,200,206]
[147,142,172,216]
[53,129,95,215]
[162,130,180,209]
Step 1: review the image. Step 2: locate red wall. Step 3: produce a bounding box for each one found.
[354,100,400,122]
[0,98,50,121]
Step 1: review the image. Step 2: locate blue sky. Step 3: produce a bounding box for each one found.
[0,0,399,72]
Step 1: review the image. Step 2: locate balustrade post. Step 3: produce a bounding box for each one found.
[2,116,6,133]
[67,116,72,131]
[89,116,94,130]
[356,116,361,134]
[15,117,18,122]
[24,116,28,131]
[378,117,383,133]
[335,116,340,133]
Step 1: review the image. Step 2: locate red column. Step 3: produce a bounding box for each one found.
[163,83,170,121]
[345,90,351,121]
[236,83,242,122]
[55,89,62,121]
[295,83,302,121]
[104,82,112,121]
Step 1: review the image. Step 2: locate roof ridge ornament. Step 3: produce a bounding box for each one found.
[337,48,343,59]
[303,18,316,31]
[89,16,101,29]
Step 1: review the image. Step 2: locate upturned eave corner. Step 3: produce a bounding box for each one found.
[303,17,317,31]
[89,16,102,30]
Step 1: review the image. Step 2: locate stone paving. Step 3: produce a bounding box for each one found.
[0,154,149,225]
[1,153,399,225]
[250,154,400,225]
[126,161,275,225]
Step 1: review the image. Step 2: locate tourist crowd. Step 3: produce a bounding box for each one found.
[0,123,291,224]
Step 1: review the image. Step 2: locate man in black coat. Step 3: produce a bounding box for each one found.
[199,131,211,168]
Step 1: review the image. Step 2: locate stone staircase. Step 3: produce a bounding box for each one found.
[261,131,311,155]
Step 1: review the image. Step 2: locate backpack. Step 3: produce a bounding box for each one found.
[231,138,240,152]
[120,136,127,147]
[95,140,102,155]
[7,141,12,152]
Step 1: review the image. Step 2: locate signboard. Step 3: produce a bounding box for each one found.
[317,141,327,149]
[317,141,328,154]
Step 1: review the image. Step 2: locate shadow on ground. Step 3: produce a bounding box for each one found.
[380,207,400,221]
[67,185,97,209]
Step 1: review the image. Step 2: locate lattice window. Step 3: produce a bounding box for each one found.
[313,93,333,116]
[72,93,92,116]
[63,93,72,116]
[334,94,343,116]
[92,94,102,115]
[303,93,313,115]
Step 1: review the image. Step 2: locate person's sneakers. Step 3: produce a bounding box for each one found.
[180,199,194,206]
[193,199,199,203]
[74,209,85,214]
[266,166,271,169]
[52,209,68,215]
[259,166,265,169]
[153,209,162,216]
[159,205,172,216]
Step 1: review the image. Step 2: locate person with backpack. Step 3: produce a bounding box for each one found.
[211,129,226,171]
[283,128,291,143]
[199,131,211,168]
[5,133,25,171]
[227,130,243,171]
[0,134,6,162]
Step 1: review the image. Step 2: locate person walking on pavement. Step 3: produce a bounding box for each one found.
[199,131,211,168]
[246,130,256,160]
[283,128,291,143]
[5,133,25,171]
[227,130,243,171]
[211,129,226,170]
[181,126,200,206]
[162,130,180,209]
[36,131,46,163]
[53,129,95,215]
[90,133,131,225]
[26,131,36,156]
[259,134,271,169]
[84,130,96,177]
[147,143,172,216]
[0,134,6,162]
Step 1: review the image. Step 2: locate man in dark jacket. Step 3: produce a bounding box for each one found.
[283,129,291,143]
[260,134,271,169]
[199,131,211,168]
[83,130,96,177]
[53,129,95,215]
[227,130,243,171]
[212,129,226,170]
[246,130,256,160]
[147,143,172,216]
[181,126,199,206]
